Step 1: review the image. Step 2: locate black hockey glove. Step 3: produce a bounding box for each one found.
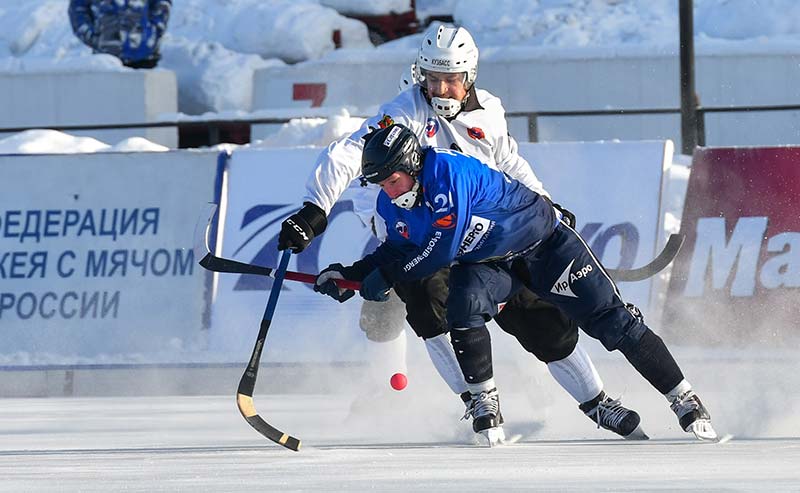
[277,202,327,253]
[553,203,576,228]
[360,268,391,302]
[314,259,374,303]
[314,263,356,303]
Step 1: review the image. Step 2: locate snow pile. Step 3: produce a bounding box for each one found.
[159,38,282,113]
[251,109,365,147]
[0,116,363,153]
[168,0,372,64]
[453,0,800,50]
[160,0,375,111]
[0,0,373,113]
[319,0,412,17]
[1,0,798,113]
[0,129,168,154]
[0,0,372,64]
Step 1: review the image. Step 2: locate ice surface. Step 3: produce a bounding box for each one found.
[3,349,800,492]
[1,392,798,492]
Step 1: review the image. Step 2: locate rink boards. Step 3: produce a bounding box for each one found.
[4,141,798,368]
[211,141,673,361]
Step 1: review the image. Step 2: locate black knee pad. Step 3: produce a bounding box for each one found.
[450,325,493,384]
[494,289,578,363]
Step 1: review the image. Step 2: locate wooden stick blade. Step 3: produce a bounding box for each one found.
[236,393,302,451]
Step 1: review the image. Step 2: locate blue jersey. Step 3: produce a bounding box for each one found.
[365,147,557,282]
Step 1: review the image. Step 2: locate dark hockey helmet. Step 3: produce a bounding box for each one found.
[361,124,423,184]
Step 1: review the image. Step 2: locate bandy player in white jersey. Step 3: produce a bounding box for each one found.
[277,23,646,440]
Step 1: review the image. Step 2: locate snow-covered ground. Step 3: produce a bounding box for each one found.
[2,0,799,114]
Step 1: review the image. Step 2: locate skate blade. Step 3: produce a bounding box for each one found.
[478,426,507,447]
[503,433,523,445]
[715,434,734,444]
[623,424,650,440]
[688,419,718,441]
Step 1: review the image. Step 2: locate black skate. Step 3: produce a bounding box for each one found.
[580,391,649,440]
[461,391,505,425]
[462,388,506,446]
[670,390,717,441]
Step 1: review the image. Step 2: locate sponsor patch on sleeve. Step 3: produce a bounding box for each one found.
[467,127,485,140]
[378,114,395,129]
[425,118,439,137]
[395,220,410,239]
[433,213,456,229]
[456,215,493,256]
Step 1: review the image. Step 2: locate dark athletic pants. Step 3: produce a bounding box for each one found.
[446,221,684,394]
[392,267,579,364]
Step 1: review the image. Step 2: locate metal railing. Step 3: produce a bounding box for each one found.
[508,103,800,146]
[2,103,800,151]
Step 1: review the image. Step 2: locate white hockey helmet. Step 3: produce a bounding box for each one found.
[414,23,479,89]
[397,63,417,93]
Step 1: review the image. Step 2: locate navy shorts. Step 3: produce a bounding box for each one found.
[447,222,647,351]
[395,267,578,362]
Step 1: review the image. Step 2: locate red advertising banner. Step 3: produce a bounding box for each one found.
[664,147,800,346]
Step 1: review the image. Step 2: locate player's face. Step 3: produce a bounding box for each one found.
[423,71,468,101]
[378,171,414,199]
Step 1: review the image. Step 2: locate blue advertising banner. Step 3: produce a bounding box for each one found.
[0,150,221,361]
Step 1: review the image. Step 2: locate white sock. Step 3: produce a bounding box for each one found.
[547,343,604,404]
[366,330,408,380]
[665,379,692,402]
[466,377,496,395]
[424,333,468,395]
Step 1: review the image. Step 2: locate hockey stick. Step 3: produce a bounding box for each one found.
[236,249,302,451]
[193,203,360,290]
[194,204,683,284]
[604,233,685,282]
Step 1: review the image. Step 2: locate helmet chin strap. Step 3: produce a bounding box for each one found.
[391,181,421,210]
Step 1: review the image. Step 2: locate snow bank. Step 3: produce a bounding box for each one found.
[2,0,799,114]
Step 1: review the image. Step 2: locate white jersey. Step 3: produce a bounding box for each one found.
[303,85,549,238]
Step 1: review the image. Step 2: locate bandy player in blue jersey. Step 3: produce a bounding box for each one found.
[316,123,717,445]
[281,23,644,443]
